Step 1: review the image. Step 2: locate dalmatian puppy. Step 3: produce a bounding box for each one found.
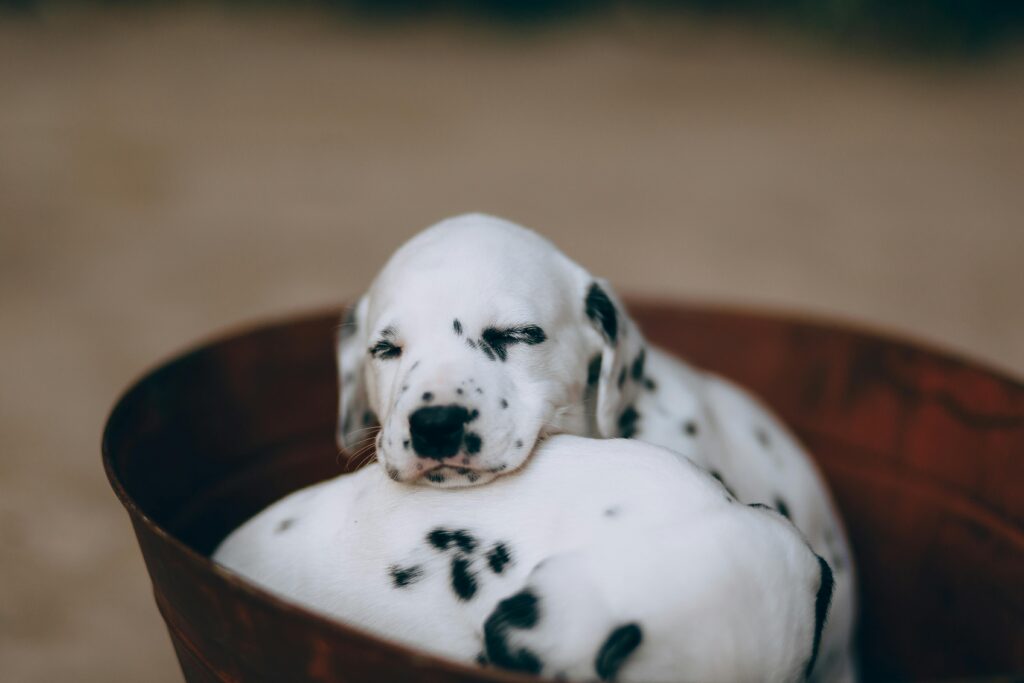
[336,213,856,682]
[214,435,835,683]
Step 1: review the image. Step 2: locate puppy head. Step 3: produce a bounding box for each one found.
[336,213,647,487]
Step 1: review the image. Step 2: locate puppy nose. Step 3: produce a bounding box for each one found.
[409,405,471,460]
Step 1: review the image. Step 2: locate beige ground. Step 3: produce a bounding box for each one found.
[0,6,1021,681]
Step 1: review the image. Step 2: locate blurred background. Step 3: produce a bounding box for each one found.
[1,1,1022,681]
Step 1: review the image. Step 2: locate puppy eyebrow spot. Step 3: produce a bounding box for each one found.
[480,325,547,362]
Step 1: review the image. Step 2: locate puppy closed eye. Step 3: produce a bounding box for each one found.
[481,325,546,361]
[369,339,402,360]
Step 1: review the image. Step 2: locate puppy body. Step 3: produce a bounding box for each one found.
[337,214,856,681]
[214,436,832,683]
[632,347,856,682]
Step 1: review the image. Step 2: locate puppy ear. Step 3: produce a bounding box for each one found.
[336,296,377,453]
[581,277,648,439]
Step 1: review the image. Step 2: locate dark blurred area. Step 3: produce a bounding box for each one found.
[4,0,1024,54]
[0,1,1021,681]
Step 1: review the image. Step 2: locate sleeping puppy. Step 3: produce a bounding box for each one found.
[214,436,834,683]
[337,213,856,681]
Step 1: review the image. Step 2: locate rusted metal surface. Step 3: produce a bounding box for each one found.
[102,302,1024,682]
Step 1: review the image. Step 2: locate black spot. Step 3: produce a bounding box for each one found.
[515,439,523,448]
[684,420,699,437]
[587,354,602,386]
[385,465,401,481]
[710,470,737,499]
[467,338,478,349]
[618,405,639,439]
[465,432,482,454]
[457,387,464,395]
[362,410,377,426]
[755,427,771,448]
[467,471,480,483]
[275,518,296,533]
[369,339,401,360]
[487,543,513,574]
[643,377,657,391]
[500,398,508,409]
[630,349,646,381]
[475,387,483,394]
[774,497,792,521]
[381,326,395,338]
[400,384,408,393]
[585,282,618,344]
[427,528,479,554]
[453,319,463,335]
[411,360,420,371]
[422,392,433,402]
[450,556,478,601]
[468,409,479,421]
[595,623,643,681]
[805,556,835,679]
[425,471,446,483]
[402,439,410,450]
[480,343,496,361]
[480,325,547,362]
[604,506,621,517]
[389,564,424,588]
[484,591,542,675]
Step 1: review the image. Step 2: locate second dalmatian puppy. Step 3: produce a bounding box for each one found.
[214,436,834,683]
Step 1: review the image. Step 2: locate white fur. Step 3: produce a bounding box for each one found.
[215,436,831,683]
[335,214,856,681]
